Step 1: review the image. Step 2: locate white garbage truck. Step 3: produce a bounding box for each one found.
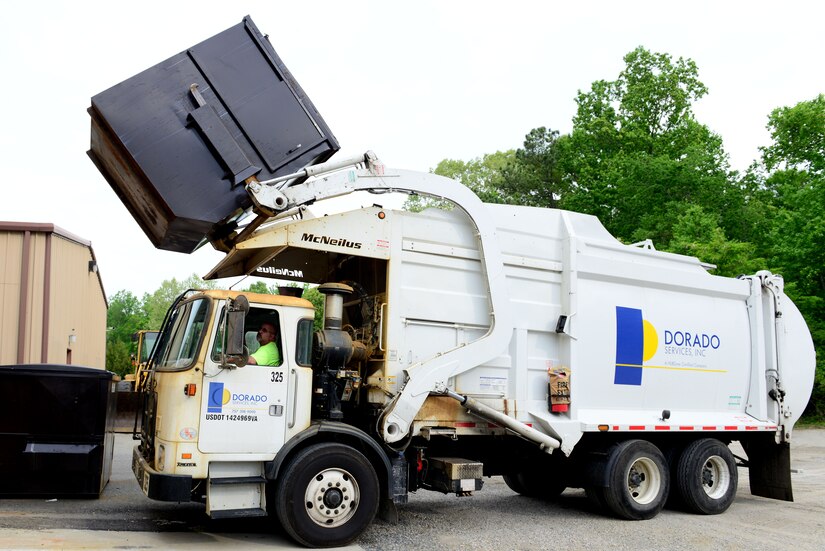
[88,17,815,548]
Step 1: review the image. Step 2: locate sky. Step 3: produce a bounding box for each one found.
[1,1,823,299]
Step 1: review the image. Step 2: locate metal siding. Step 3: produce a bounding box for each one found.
[0,229,106,368]
[23,233,47,363]
[0,232,23,363]
[47,237,107,368]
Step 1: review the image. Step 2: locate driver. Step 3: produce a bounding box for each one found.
[247,322,281,366]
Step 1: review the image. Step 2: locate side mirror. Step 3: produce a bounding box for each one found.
[222,295,249,368]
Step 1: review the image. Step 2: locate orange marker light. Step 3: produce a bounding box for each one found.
[181,453,192,459]
[184,383,197,396]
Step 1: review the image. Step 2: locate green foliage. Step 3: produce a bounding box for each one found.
[142,273,217,329]
[105,340,131,378]
[762,94,825,175]
[756,95,825,420]
[499,128,567,208]
[561,47,735,244]
[245,280,277,294]
[301,284,325,331]
[666,205,764,277]
[106,290,147,350]
[106,273,219,375]
[404,151,515,212]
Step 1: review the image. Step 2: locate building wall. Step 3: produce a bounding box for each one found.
[0,225,107,367]
[0,231,24,364]
[48,235,107,367]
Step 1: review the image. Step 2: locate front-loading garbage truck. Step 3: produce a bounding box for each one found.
[88,16,816,548]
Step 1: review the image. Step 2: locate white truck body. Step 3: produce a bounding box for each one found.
[112,154,817,549]
[210,168,815,454]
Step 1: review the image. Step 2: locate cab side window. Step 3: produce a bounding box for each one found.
[211,305,282,366]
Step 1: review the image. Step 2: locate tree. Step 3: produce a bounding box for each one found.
[105,290,147,376]
[499,127,567,208]
[560,47,738,245]
[757,95,825,420]
[302,284,325,331]
[666,205,763,278]
[106,290,147,349]
[404,151,515,211]
[762,94,825,175]
[245,280,277,294]
[142,273,218,329]
[105,340,131,378]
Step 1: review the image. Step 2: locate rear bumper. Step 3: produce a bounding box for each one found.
[132,445,192,502]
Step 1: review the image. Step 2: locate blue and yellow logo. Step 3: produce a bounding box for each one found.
[615,306,726,385]
[207,382,231,413]
[615,307,658,386]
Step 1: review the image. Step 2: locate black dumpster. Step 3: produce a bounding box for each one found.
[0,364,116,498]
[88,16,340,254]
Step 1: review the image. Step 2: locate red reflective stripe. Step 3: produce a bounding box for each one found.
[679,426,694,431]
[724,426,737,430]
[629,426,645,431]
[613,426,620,431]
[655,426,670,431]
[702,426,716,431]
[525,423,532,427]
[745,426,758,431]
[455,422,476,428]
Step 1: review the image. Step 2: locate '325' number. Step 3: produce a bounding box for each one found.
[270,371,284,383]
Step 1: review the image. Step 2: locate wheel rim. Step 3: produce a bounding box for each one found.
[701,455,731,500]
[626,457,661,505]
[304,467,360,528]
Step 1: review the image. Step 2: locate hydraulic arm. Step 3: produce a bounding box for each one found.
[244,152,517,445]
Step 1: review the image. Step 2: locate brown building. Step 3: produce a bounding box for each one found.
[0,222,107,367]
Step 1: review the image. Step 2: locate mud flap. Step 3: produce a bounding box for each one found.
[743,438,793,501]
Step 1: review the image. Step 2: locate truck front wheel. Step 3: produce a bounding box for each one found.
[675,438,737,515]
[275,442,379,548]
[603,440,669,520]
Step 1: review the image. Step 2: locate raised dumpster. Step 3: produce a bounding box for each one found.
[88,16,340,254]
[0,364,116,498]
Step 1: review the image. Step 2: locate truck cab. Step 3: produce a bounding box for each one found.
[134,292,307,503]
[133,288,404,547]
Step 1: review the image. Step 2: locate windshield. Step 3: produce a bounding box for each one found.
[140,331,159,363]
[156,298,210,370]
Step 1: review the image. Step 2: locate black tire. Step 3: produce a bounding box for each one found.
[602,440,669,520]
[502,469,565,499]
[675,438,737,515]
[275,442,379,548]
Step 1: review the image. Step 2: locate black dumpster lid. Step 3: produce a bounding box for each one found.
[88,16,340,254]
[0,364,114,379]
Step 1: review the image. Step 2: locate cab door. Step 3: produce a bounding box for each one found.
[198,302,291,454]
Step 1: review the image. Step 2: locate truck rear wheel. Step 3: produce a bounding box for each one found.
[675,438,737,515]
[603,440,669,520]
[275,442,379,548]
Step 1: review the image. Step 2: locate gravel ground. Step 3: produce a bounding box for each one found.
[0,430,822,550]
[357,429,825,551]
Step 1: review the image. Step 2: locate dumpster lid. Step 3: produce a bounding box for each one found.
[88,16,340,254]
[0,364,114,379]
